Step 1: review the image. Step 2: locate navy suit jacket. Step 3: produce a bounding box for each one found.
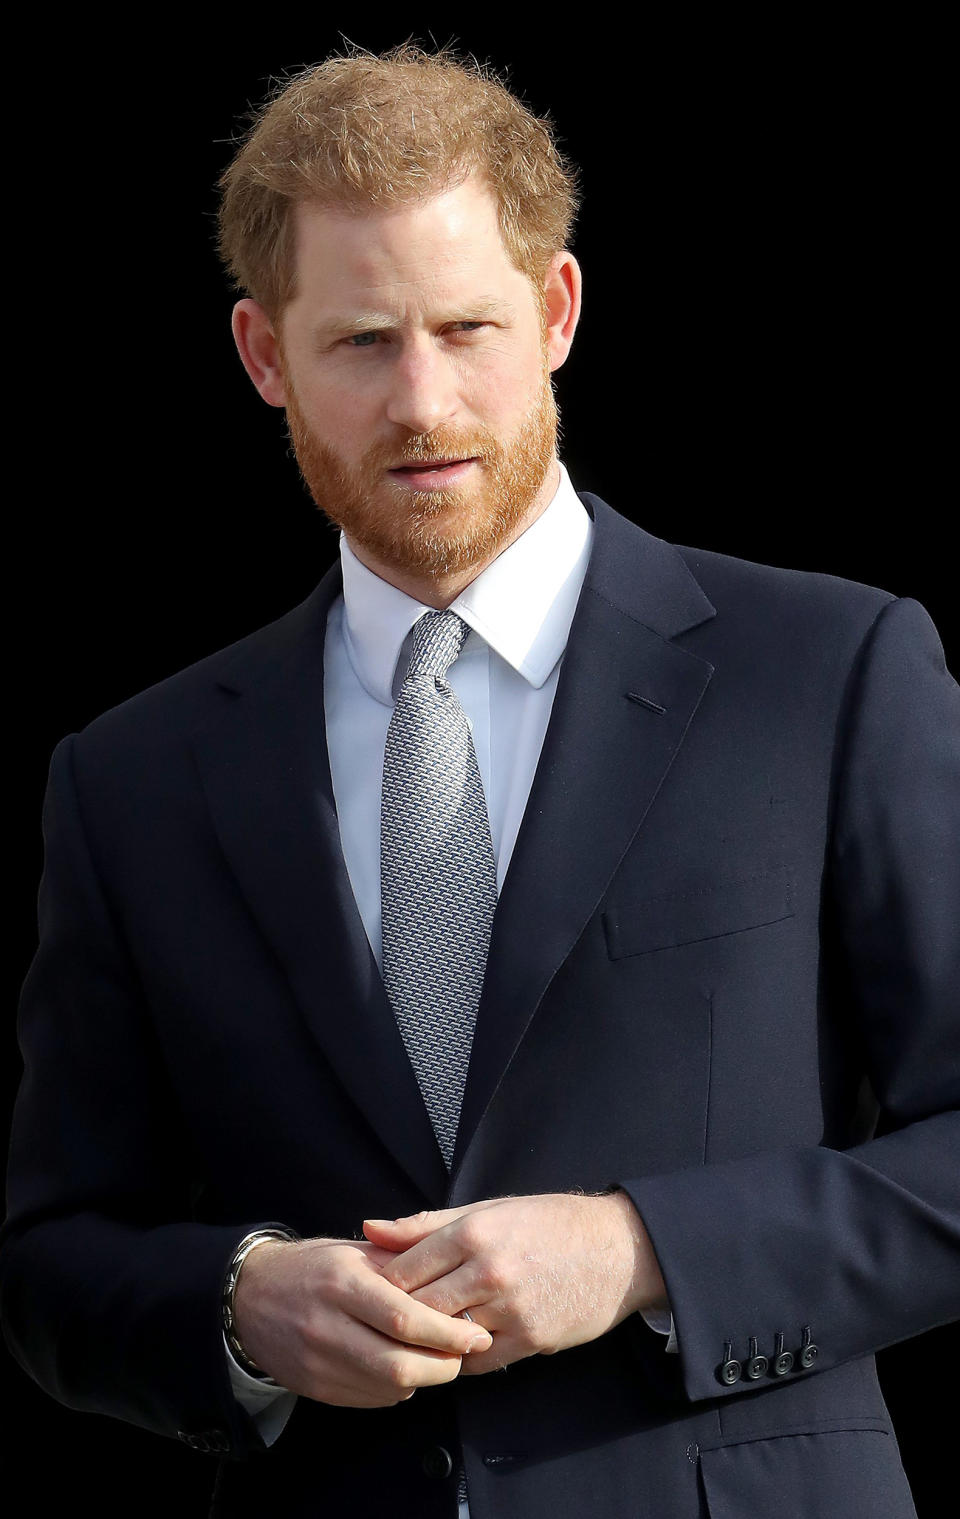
[2,489,958,1518]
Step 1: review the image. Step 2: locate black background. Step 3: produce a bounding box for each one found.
[4,16,955,1513]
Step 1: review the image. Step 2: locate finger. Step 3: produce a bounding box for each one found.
[458,1351,506,1376]
[312,1323,467,1403]
[365,1339,467,1394]
[362,1207,472,1248]
[377,1229,472,1294]
[456,1335,524,1376]
[349,1269,492,1356]
[408,1265,486,1318]
[353,1241,402,1269]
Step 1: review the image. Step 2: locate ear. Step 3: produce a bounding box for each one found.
[231,299,288,407]
[542,250,583,374]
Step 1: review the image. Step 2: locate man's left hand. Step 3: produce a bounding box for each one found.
[362,1191,668,1374]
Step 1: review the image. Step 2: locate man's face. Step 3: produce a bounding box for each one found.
[273,177,562,580]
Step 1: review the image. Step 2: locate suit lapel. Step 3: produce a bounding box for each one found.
[452,492,716,1172]
[191,565,449,1202]
[190,492,716,1201]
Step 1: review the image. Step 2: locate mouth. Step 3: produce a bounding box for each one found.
[388,457,480,489]
[391,457,477,471]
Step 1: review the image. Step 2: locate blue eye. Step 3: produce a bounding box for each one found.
[346,322,486,348]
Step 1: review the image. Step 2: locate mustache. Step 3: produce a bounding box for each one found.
[386,445,489,468]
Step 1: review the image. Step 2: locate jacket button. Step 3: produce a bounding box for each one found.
[745,1338,768,1379]
[771,1332,794,1375]
[799,1326,819,1368]
[422,1445,454,1480]
[717,1339,742,1385]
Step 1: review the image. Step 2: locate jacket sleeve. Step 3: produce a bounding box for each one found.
[0,733,271,1459]
[619,595,960,1403]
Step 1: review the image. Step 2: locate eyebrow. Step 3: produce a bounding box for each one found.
[315,297,517,341]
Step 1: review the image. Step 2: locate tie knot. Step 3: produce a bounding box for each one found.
[405,609,469,683]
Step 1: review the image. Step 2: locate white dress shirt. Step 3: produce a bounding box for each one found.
[226,459,676,1482]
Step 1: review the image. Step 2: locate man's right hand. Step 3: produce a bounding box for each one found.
[232,1236,492,1406]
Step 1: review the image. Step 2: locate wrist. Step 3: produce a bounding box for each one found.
[597,1188,668,1316]
[222,1227,300,1384]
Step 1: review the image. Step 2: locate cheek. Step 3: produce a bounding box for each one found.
[299,385,369,445]
[467,355,540,425]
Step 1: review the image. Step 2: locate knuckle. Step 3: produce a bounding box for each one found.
[388,1306,409,1341]
[385,1355,414,1391]
[515,1317,543,1353]
[479,1253,510,1295]
[459,1217,487,1253]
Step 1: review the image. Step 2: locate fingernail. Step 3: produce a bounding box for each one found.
[363,1219,392,1228]
[467,1332,493,1353]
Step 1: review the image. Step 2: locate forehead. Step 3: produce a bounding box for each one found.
[287,176,526,312]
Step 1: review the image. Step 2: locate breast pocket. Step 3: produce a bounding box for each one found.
[603,867,794,960]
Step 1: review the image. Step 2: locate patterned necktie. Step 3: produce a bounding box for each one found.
[380,609,498,1169]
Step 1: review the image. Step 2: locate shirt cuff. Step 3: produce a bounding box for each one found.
[224,1331,297,1445]
[640,1308,679,1353]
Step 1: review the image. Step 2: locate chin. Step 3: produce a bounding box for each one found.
[382,520,503,579]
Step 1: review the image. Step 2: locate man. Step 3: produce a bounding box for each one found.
[2,40,957,1519]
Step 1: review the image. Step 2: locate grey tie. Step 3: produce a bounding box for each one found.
[380,609,498,1169]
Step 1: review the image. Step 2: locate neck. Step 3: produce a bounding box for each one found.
[345,457,560,610]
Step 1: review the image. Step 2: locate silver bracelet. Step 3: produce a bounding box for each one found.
[222,1226,301,1384]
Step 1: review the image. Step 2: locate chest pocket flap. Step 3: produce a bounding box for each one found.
[604,866,794,959]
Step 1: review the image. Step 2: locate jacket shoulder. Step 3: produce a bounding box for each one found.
[62,578,333,768]
[671,540,898,635]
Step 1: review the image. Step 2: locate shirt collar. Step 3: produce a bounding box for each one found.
[338,458,594,706]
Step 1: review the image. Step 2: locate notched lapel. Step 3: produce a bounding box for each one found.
[191,565,448,1203]
[186,494,716,1203]
[453,494,717,1173]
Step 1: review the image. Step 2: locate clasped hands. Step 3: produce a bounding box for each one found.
[233,1191,667,1408]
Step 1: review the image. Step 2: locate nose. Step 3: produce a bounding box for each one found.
[383,336,460,435]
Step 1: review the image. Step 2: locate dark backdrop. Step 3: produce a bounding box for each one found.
[5,18,955,1513]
